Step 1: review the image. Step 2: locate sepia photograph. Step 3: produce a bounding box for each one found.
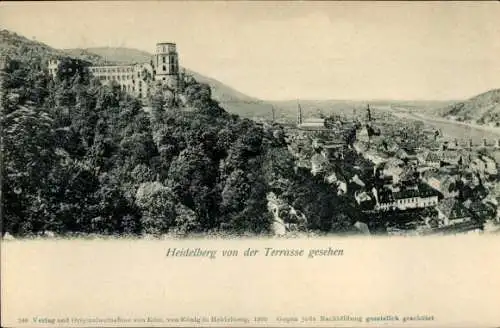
[1,1,500,327]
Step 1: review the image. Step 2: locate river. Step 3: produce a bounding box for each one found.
[387,107,500,144]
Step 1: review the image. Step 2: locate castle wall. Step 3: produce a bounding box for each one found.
[89,65,137,94]
[48,41,183,99]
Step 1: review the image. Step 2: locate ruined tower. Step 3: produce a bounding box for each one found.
[154,42,179,89]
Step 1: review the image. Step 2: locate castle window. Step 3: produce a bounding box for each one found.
[163,65,166,72]
[163,56,166,63]
[169,56,176,73]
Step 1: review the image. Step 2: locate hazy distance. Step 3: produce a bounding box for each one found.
[1,1,499,101]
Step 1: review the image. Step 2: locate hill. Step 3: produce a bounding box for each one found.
[64,46,271,118]
[2,29,358,237]
[0,29,66,59]
[64,47,151,65]
[439,89,500,127]
[0,29,110,65]
[0,29,270,118]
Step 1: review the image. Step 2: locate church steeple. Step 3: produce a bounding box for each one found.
[297,100,303,125]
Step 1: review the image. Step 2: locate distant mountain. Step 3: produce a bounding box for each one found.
[64,47,151,65]
[439,89,500,126]
[64,47,271,117]
[4,29,497,124]
[0,30,269,118]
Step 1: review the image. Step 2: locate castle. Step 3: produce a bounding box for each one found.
[48,42,187,99]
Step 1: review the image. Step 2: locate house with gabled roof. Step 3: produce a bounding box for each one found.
[425,152,441,168]
[437,198,472,226]
[425,173,459,198]
[464,200,495,221]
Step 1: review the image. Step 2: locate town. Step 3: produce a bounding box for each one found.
[1,29,499,238]
[44,40,499,237]
[278,102,500,236]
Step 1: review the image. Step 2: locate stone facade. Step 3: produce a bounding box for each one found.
[48,42,184,99]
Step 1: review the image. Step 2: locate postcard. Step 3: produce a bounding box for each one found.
[1,1,500,327]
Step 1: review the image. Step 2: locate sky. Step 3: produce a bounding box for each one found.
[1,1,499,101]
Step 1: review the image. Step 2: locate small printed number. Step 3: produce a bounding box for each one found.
[18,318,28,324]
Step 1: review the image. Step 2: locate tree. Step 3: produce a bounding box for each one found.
[135,182,178,235]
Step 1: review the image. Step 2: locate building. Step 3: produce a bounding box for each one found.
[48,42,184,100]
[425,174,459,198]
[322,142,346,160]
[437,198,472,226]
[89,63,153,99]
[297,118,329,131]
[378,159,404,184]
[373,182,440,211]
[424,152,441,168]
[464,200,495,221]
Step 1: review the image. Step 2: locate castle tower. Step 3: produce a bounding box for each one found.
[154,42,179,89]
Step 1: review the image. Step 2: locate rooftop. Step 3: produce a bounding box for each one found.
[437,198,471,220]
[378,182,441,203]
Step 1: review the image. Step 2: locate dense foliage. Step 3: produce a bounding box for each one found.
[1,51,355,237]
